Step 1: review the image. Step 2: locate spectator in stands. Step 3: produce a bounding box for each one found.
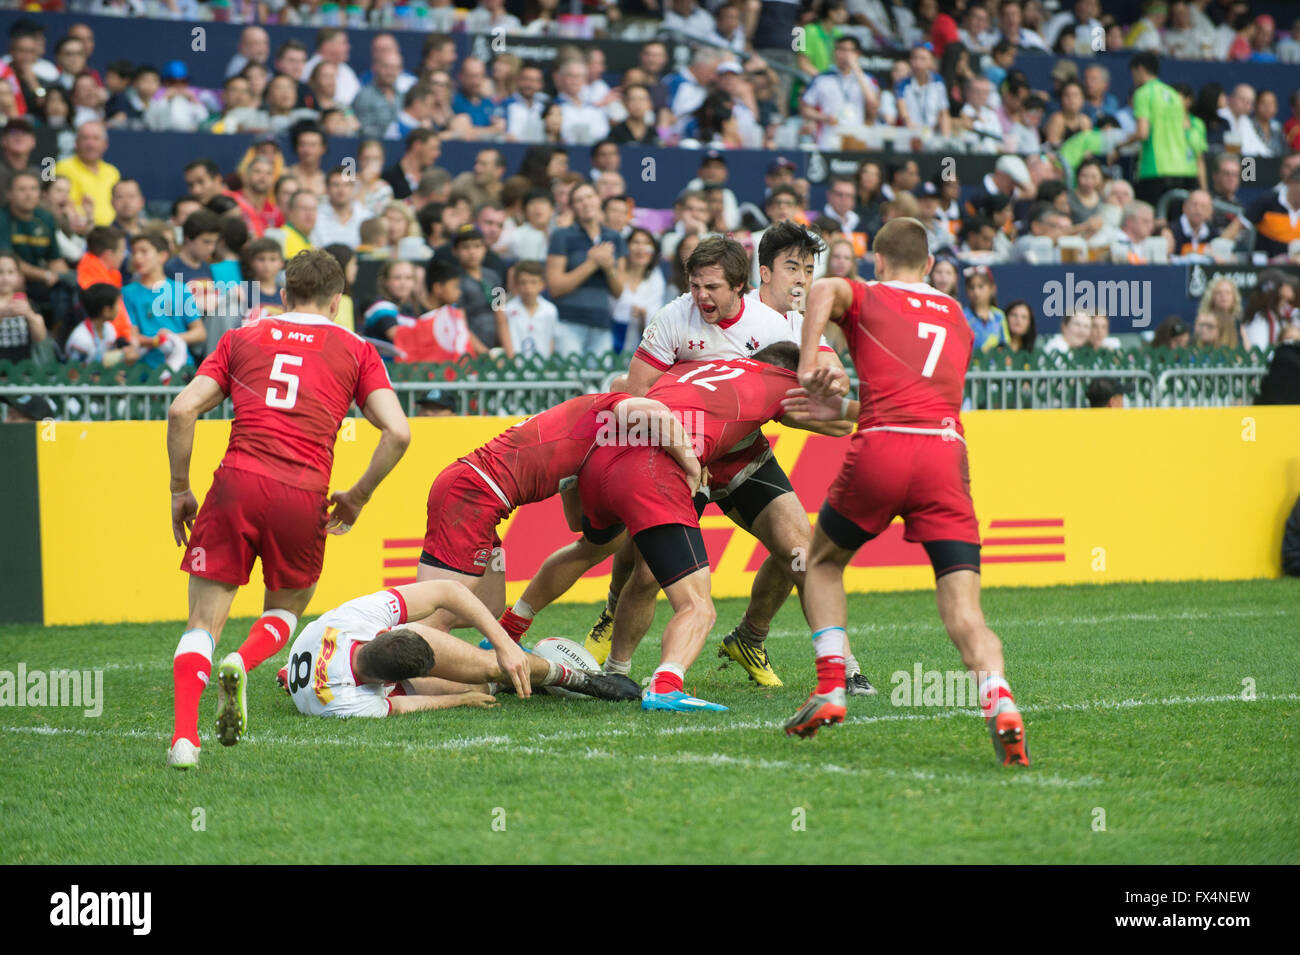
[226,26,270,80]
[363,259,421,342]
[1084,378,1126,408]
[109,179,147,239]
[800,35,880,150]
[547,180,625,356]
[5,21,46,121]
[67,283,136,366]
[202,75,270,135]
[927,257,960,298]
[1253,90,1285,157]
[501,64,548,143]
[994,0,1048,50]
[1125,1,1168,50]
[1080,64,1118,123]
[1240,270,1299,350]
[1088,313,1122,350]
[664,47,725,140]
[1044,0,1103,52]
[1067,157,1106,225]
[304,29,359,108]
[662,0,718,39]
[551,57,610,146]
[381,129,438,201]
[510,189,554,262]
[352,50,403,141]
[451,148,505,209]
[451,57,505,141]
[1255,325,1300,407]
[824,237,859,279]
[448,224,510,355]
[1219,83,1272,156]
[165,208,219,292]
[0,251,46,363]
[898,42,951,137]
[958,75,1003,153]
[75,225,137,345]
[121,231,202,371]
[306,61,359,134]
[311,167,367,248]
[464,0,523,34]
[285,124,328,197]
[183,158,226,209]
[393,259,475,363]
[0,118,37,199]
[144,60,211,133]
[611,227,665,354]
[232,157,280,238]
[240,61,270,109]
[1112,200,1166,264]
[53,120,119,227]
[264,75,319,137]
[1043,81,1092,149]
[349,140,392,218]
[1169,189,1219,256]
[1164,1,1214,58]
[1045,311,1093,354]
[660,190,710,265]
[272,40,315,112]
[281,191,317,260]
[962,264,1008,353]
[1278,17,1300,64]
[1002,299,1038,353]
[1225,165,1300,260]
[503,259,557,358]
[1151,315,1190,349]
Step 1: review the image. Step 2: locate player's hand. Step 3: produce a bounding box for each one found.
[799,364,849,398]
[681,454,703,494]
[782,386,847,422]
[459,691,498,709]
[172,489,198,546]
[495,641,532,699]
[326,487,370,535]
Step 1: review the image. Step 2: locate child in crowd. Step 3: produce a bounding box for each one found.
[0,252,48,364]
[962,264,1009,353]
[66,283,137,366]
[362,259,422,341]
[394,259,480,363]
[121,231,202,371]
[503,260,558,358]
[239,237,286,324]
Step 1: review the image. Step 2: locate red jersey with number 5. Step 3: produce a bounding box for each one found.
[196,312,392,494]
[646,358,798,464]
[836,279,972,436]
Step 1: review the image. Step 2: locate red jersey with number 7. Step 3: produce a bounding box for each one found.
[646,358,798,464]
[835,279,972,437]
[195,312,392,494]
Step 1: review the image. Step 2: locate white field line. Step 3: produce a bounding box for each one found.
[2,692,1294,790]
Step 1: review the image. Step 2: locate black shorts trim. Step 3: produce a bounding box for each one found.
[581,515,625,546]
[923,540,981,579]
[693,490,711,519]
[711,456,795,527]
[418,549,485,578]
[633,523,710,588]
[817,500,875,552]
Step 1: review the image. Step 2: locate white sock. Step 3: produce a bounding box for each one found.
[512,598,535,620]
[603,656,631,676]
[812,626,847,660]
[978,673,1016,717]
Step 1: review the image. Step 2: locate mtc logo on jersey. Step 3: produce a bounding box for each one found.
[259,322,325,350]
[906,296,950,314]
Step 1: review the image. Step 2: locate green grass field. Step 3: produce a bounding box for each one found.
[1,579,1297,865]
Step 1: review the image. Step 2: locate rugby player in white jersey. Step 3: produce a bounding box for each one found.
[496,232,875,694]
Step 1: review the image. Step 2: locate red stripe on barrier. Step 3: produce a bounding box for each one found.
[383,558,420,568]
[983,554,1066,563]
[383,577,418,587]
[982,536,1065,545]
[987,519,1064,528]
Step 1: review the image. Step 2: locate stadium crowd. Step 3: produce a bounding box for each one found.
[1,0,1299,404]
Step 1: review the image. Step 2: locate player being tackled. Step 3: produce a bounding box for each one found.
[783,218,1029,766]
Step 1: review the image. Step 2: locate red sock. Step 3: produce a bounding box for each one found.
[815,655,846,695]
[236,611,296,672]
[651,667,684,695]
[172,630,213,747]
[498,609,532,643]
[980,677,1016,719]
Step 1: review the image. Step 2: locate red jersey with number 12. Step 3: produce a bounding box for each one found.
[461,392,631,508]
[836,279,972,436]
[196,313,392,494]
[646,358,798,464]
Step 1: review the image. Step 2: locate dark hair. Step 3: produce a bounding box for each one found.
[184,158,222,180]
[275,39,308,62]
[220,216,249,255]
[685,235,750,291]
[1129,50,1159,77]
[404,83,435,108]
[523,188,554,208]
[79,282,120,318]
[182,209,223,242]
[766,184,800,208]
[1075,156,1105,182]
[86,225,125,257]
[601,194,629,213]
[519,145,564,189]
[105,59,136,80]
[514,259,544,280]
[54,35,84,55]
[751,340,799,370]
[239,237,283,276]
[416,202,442,239]
[958,214,994,242]
[623,226,660,282]
[131,230,171,256]
[205,194,238,216]
[284,248,345,306]
[289,120,326,154]
[1036,180,1067,205]
[359,629,436,682]
[1004,298,1037,351]
[404,127,436,152]
[170,195,200,219]
[322,243,354,292]
[1151,314,1188,348]
[425,258,460,287]
[325,164,351,183]
[758,220,824,272]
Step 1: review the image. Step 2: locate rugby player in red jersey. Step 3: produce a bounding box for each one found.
[783,218,1029,765]
[499,341,850,712]
[165,250,411,769]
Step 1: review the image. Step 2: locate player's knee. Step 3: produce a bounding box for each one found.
[942,604,985,641]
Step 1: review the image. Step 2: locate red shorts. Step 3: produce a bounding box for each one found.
[707,433,771,492]
[182,466,328,590]
[579,444,698,537]
[420,461,506,576]
[826,430,979,544]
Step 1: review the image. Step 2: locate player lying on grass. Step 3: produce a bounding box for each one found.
[784,217,1030,766]
[500,340,852,713]
[412,391,701,640]
[165,250,410,770]
[576,231,877,694]
[277,579,640,719]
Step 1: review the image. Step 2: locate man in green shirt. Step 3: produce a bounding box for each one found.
[1125,51,1199,207]
[0,170,71,320]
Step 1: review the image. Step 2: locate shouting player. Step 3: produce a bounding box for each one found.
[501,341,850,712]
[280,579,640,719]
[577,232,875,693]
[166,250,410,769]
[784,218,1029,766]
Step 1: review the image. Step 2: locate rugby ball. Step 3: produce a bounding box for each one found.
[532,637,600,699]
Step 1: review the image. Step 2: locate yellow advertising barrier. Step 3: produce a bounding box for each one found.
[36,407,1300,625]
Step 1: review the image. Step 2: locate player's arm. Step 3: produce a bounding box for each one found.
[391,579,531,697]
[625,355,665,396]
[166,374,227,546]
[559,477,583,532]
[326,388,411,535]
[613,395,702,491]
[800,278,854,396]
[389,691,497,714]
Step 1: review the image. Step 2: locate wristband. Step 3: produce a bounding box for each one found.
[840,396,851,418]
